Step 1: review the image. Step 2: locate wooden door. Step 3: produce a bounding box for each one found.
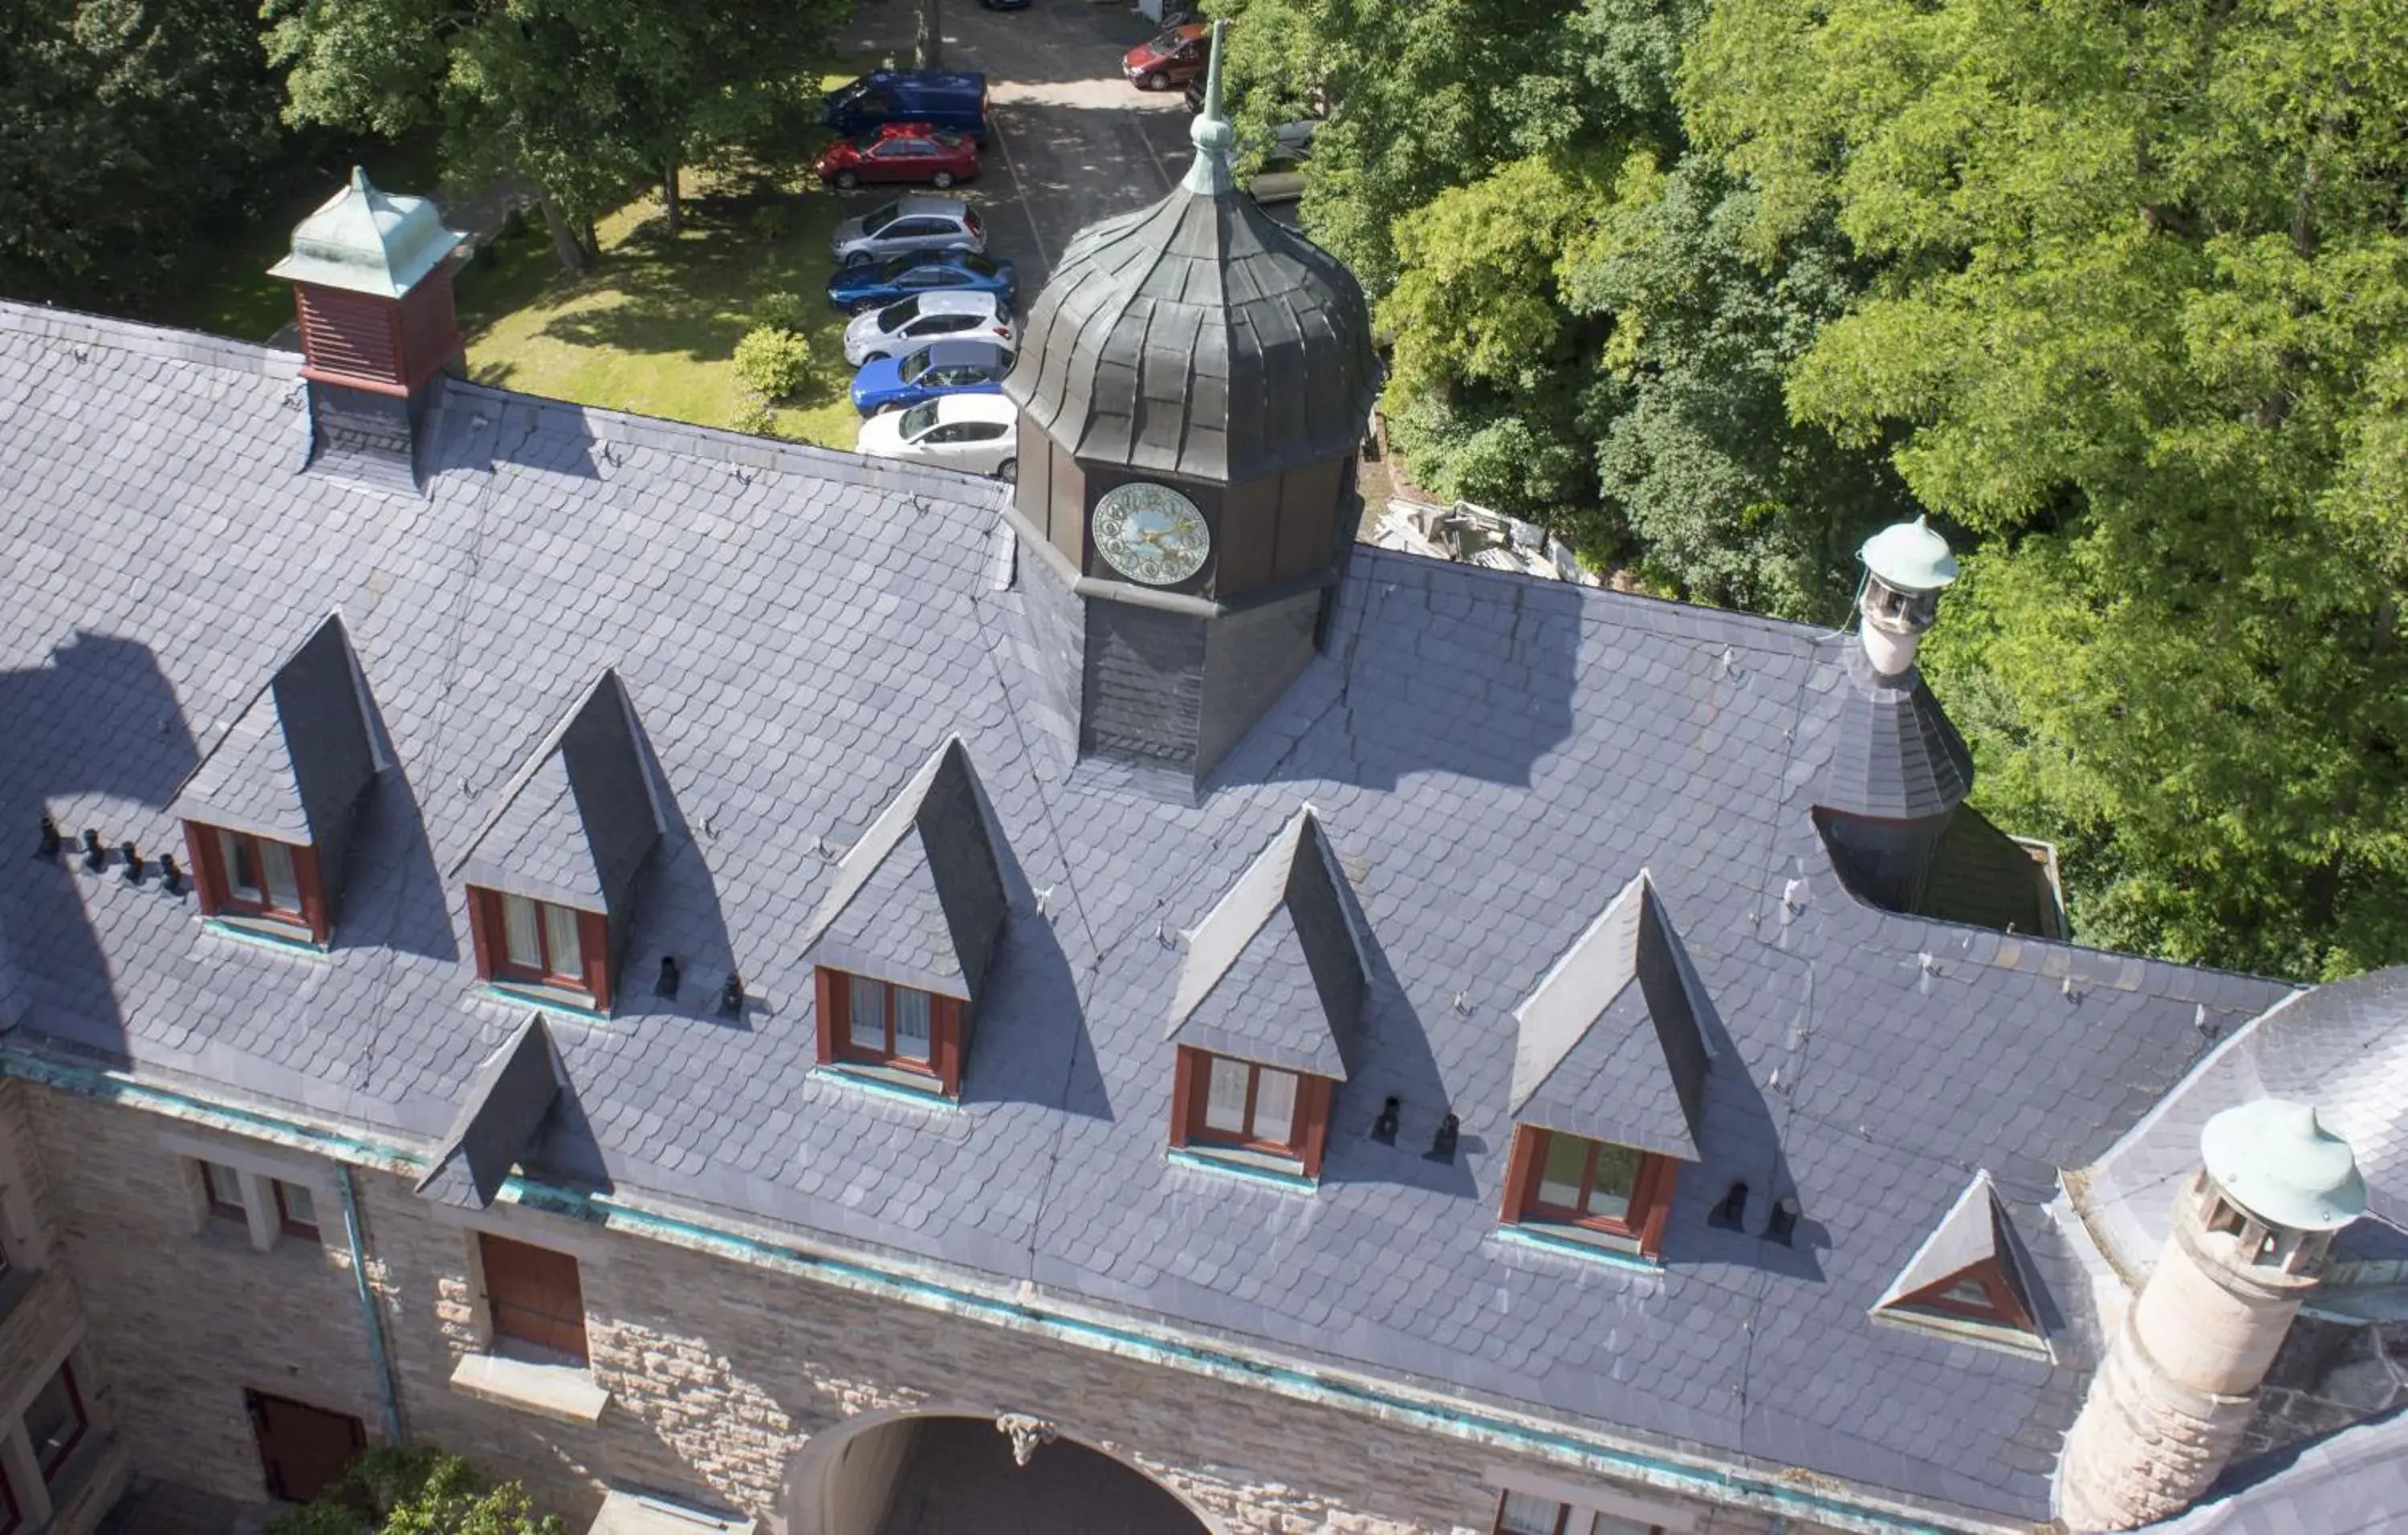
[247,1390,364,1504]
[479,1232,589,1362]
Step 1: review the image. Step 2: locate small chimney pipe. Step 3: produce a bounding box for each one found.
[35,815,61,861]
[1425,1113,1459,1164]
[718,972,744,1017]
[120,842,142,883]
[657,956,681,999]
[161,854,185,896]
[79,829,105,873]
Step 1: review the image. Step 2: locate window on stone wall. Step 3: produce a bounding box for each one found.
[201,1160,247,1223]
[273,1179,320,1240]
[1492,1493,1664,1535]
[22,1362,86,1484]
[479,1233,589,1365]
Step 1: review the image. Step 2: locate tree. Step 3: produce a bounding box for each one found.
[265,1447,563,1535]
[264,0,844,268]
[1688,0,2408,976]
[0,0,284,307]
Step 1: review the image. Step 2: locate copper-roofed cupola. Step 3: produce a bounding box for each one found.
[270,167,466,491]
[1002,22,1380,786]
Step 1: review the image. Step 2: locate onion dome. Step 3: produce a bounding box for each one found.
[1860,515,1961,596]
[2201,1099,2368,1232]
[1003,24,1379,484]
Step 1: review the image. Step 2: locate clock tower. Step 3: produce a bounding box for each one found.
[1000,23,1380,787]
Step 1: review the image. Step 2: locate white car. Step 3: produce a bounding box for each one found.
[843,291,1018,367]
[856,393,1019,480]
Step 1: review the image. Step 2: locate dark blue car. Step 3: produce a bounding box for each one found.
[827,250,1016,315]
[851,340,1014,416]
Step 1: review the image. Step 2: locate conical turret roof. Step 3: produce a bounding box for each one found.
[1002,24,1379,484]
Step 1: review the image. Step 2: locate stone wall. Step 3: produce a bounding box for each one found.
[26,1082,1832,1535]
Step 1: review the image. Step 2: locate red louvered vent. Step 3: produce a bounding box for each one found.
[295,287,405,393]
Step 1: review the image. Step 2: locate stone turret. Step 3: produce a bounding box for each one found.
[2058,1099,2367,1531]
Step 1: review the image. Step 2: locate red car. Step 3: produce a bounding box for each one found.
[1122,22,1210,92]
[814,123,981,190]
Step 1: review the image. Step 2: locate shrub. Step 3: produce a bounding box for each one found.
[733,324,812,401]
[752,289,810,332]
[750,203,795,243]
[733,394,779,438]
[262,1447,563,1535]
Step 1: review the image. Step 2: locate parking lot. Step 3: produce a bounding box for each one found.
[833,0,1216,291]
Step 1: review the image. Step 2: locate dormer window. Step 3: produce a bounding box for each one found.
[1503,1128,1678,1255]
[1870,1170,2049,1357]
[169,613,383,950]
[189,826,327,941]
[469,890,608,1009]
[1170,1047,1333,1177]
[816,970,966,1096]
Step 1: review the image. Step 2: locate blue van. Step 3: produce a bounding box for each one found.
[824,71,991,146]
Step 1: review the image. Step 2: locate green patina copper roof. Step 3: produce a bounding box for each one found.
[1180,21,1235,197]
[1860,515,1960,594]
[2201,1098,2367,1232]
[267,166,463,299]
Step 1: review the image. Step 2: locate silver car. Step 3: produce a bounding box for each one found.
[842,291,1018,366]
[831,197,986,269]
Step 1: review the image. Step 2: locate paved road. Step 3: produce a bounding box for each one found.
[836,0,1202,290]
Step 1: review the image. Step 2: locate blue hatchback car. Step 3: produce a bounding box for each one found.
[851,340,1014,416]
[828,250,1017,314]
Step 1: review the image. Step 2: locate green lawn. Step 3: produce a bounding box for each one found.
[462,169,863,450]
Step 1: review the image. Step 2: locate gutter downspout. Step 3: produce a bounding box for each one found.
[336,1163,405,1446]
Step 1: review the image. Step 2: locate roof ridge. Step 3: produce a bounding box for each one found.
[0,298,299,378]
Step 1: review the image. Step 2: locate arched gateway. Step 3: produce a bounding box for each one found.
[785,1409,1221,1535]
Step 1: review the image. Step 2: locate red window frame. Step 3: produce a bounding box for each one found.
[26,1362,87,1482]
[1893,1260,2035,1330]
[478,1233,589,1364]
[184,821,329,943]
[466,887,613,1011]
[201,1160,247,1223]
[273,1179,320,1240]
[814,969,966,1097]
[1169,1046,1333,1179]
[1502,1126,1678,1258]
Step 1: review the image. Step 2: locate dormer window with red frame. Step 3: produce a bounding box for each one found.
[1169,1047,1334,1179]
[186,825,330,944]
[1870,1171,2049,1356]
[1501,1126,1678,1258]
[814,969,967,1098]
[468,888,612,1012]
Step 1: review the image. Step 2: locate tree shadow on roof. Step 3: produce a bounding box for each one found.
[0,631,197,1059]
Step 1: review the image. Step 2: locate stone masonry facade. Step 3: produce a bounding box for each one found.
[13,1078,1861,1535]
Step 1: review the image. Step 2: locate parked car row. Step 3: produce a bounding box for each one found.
[856,395,1020,480]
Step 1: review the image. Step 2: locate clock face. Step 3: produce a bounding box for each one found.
[1091,482,1210,587]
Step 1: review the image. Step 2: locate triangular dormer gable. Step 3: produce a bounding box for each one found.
[170,613,382,940]
[1872,1171,2048,1352]
[1509,870,1708,1162]
[799,737,1010,1002]
[1166,808,1367,1081]
[454,670,662,922]
[415,1015,564,1208]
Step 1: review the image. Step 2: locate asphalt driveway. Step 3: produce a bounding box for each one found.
[836,0,1202,290]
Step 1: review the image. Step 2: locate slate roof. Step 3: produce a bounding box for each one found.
[1508,872,1708,1162]
[2145,1406,2408,1534]
[2081,967,2408,1276]
[454,670,660,914]
[799,736,1009,1000]
[0,298,2308,1530]
[1812,642,1975,822]
[1165,808,1365,1078]
[1002,177,1379,485]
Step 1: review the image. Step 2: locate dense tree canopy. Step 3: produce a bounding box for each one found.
[1688,0,2408,976]
[0,0,283,305]
[264,0,843,263]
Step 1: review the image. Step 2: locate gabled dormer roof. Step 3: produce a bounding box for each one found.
[416,1015,564,1208]
[799,737,1010,1000]
[454,670,662,914]
[1872,1171,2044,1344]
[169,612,379,844]
[1166,808,1366,1079]
[1511,870,1708,1160]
